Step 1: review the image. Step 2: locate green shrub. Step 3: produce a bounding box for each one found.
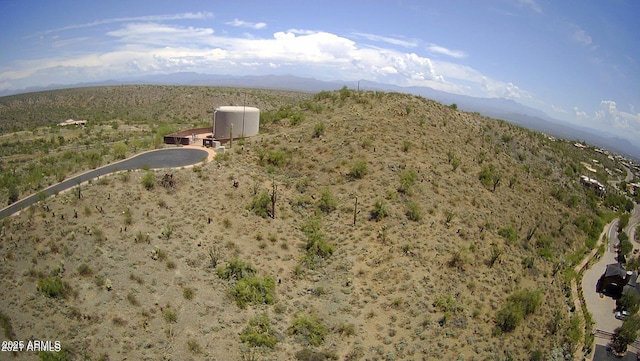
[498,224,518,244]
[478,165,495,188]
[112,142,128,160]
[37,276,71,299]
[0,311,16,340]
[231,276,276,308]
[289,313,328,346]
[406,201,423,222]
[618,291,640,315]
[495,289,542,333]
[249,191,271,218]
[398,169,418,194]
[217,259,256,280]
[295,348,338,361]
[267,150,288,167]
[312,121,326,138]
[240,313,277,348]
[318,188,337,214]
[401,140,411,152]
[183,287,195,300]
[77,264,93,277]
[302,218,334,261]
[39,350,69,361]
[141,171,155,190]
[612,315,640,354]
[290,113,305,126]
[495,301,524,333]
[349,159,368,179]
[370,199,388,221]
[187,339,201,354]
[163,308,177,323]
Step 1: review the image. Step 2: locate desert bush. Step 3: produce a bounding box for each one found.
[313,121,326,138]
[0,311,16,340]
[334,322,356,337]
[134,231,149,243]
[249,191,271,218]
[498,224,518,244]
[478,165,495,188]
[183,287,195,300]
[349,159,368,179]
[406,201,423,222]
[112,142,128,160]
[141,171,155,190]
[495,289,542,333]
[163,308,177,323]
[38,350,69,361]
[126,292,139,306]
[289,113,305,126]
[302,218,334,261]
[401,140,411,152]
[217,258,256,280]
[240,313,277,348]
[398,169,418,194]
[231,276,276,308]
[37,276,71,299]
[295,348,338,361]
[187,339,201,354]
[267,150,288,167]
[370,199,388,221]
[77,264,93,277]
[317,188,337,214]
[289,313,328,346]
[123,207,132,225]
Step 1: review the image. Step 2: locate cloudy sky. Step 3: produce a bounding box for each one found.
[0,0,638,142]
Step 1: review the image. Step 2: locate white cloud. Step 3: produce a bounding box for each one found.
[426,44,467,59]
[34,12,214,36]
[2,23,531,105]
[572,28,592,46]
[551,105,567,113]
[351,32,418,48]
[571,102,640,141]
[514,0,542,14]
[225,18,267,30]
[594,100,640,131]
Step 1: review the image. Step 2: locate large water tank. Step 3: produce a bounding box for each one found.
[213,106,260,140]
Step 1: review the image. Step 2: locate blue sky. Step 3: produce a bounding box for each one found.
[0,0,638,142]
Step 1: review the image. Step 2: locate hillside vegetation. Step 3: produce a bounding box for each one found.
[0,85,634,361]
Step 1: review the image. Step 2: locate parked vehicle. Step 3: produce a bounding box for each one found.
[615,310,630,320]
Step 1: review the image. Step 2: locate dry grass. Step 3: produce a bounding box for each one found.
[0,86,623,360]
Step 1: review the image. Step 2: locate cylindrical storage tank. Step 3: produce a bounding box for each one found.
[213,106,260,140]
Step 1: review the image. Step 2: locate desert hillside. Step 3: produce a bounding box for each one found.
[0,86,634,361]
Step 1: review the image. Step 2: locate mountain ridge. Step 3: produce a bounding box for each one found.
[2,73,638,160]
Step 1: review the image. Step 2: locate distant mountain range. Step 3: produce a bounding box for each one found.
[2,73,638,160]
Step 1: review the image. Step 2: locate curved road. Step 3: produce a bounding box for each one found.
[0,148,209,220]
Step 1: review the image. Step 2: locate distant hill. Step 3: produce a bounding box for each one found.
[2,73,638,160]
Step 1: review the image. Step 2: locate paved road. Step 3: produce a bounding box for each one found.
[582,221,622,335]
[0,148,208,220]
[582,202,640,345]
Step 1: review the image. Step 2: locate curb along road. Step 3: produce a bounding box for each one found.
[0,148,209,220]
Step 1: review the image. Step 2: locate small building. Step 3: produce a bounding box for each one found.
[597,263,638,298]
[580,175,606,197]
[58,119,87,126]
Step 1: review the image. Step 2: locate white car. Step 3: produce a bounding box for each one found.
[615,310,630,320]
